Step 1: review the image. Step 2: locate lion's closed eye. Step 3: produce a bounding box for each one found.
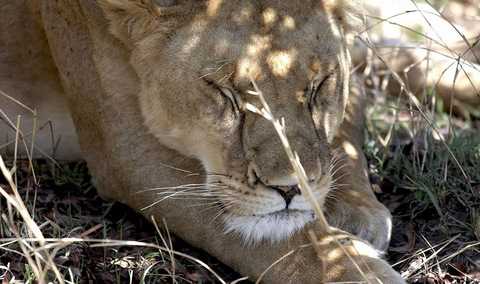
[307,73,333,106]
[202,79,242,119]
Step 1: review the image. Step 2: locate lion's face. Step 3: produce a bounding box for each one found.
[101,0,352,243]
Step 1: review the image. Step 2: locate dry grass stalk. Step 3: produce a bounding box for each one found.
[247,79,375,283]
[0,154,231,282]
[245,80,330,235]
[0,236,232,283]
[0,98,230,283]
[0,155,64,284]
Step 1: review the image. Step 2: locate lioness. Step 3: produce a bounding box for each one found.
[1,0,404,282]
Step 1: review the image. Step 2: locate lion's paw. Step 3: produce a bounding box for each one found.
[326,201,392,252]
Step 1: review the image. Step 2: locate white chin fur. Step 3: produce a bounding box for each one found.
[224,210,316,244]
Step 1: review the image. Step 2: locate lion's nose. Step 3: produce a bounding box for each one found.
[248,164,302,207]
[271,185,301,207]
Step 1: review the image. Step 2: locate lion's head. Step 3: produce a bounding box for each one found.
[100,0,357,243]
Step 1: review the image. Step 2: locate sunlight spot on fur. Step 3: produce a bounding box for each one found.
[207,0,222,17]
[296,91,307,103]
[262,8,278,26]
[342,141,358,160]
[246,35,271,56]
[237,58,260,80]
[326,247,343,260]
[267,50,297,78]
[181,33,201,54]
[351,239,381,258]
[282,16,296,30]
[324,112,331,138]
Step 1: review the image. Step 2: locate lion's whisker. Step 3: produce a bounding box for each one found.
[330,172,350,185]
[154,162,231,179]
[199,200,239,214]
[329,166,350,181]
[138,183,226,193]
[328,152,349,171]
[184,173,232,179]
[156,193,230,197]
[153,192,228,200]
[210,202,237,223]
[187,201,224,208]
[166,196,224,200]
[154,188,234,196]
[154,188,229,194]
[329,162,350,176]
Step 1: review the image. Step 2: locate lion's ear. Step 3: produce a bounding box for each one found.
[98,0,158,46]
[99,0,205,48]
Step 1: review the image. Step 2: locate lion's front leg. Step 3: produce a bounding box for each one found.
[324,145,393,252]
[324,80,393,252]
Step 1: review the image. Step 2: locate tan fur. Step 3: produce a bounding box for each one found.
[1,0,403,282]
[0,2,81,160]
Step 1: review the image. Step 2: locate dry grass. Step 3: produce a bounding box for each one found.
[357,1,480,282]
[1,0,480,283]
[0,157,244,283]
[0,102,243,283]
[246,80,379,284]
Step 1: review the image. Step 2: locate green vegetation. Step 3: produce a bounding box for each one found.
[364,92,480,281]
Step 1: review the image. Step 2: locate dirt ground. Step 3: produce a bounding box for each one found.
[1,129,479,283]
[0,160,243,283]
[1,1,480,282]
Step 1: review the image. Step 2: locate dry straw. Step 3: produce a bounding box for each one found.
[0,91,235,283]
[246,79,376,283]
